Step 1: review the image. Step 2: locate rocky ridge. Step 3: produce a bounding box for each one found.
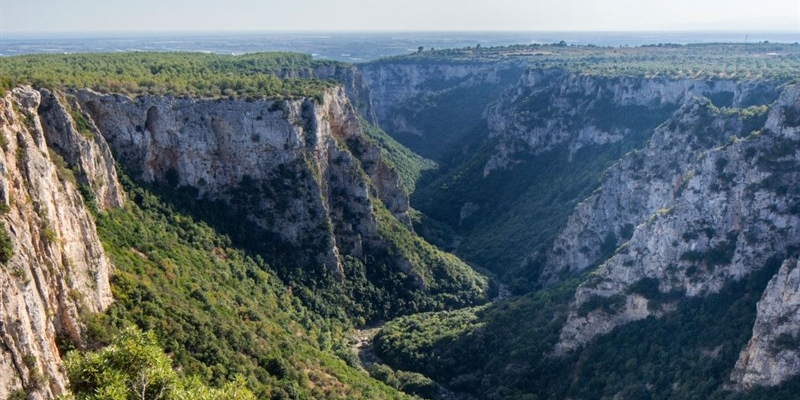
[0,87,118,399]
[76,87,407,272]
[0,80,489,398]
[730,258,800,388]
[483,70,778,174]
[77,86,487,318]
[551,85,800,370]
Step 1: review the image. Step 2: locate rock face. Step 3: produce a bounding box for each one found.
[0,87,117,399]
[484,69,778,174]
[0,79,489,398]
[551,85,800,354]
[77,86,487,319]
[77,87,407,272]
[309,63,379,124]
[730,258,800,389]
[360,60,524,142]
[37,89,125,210]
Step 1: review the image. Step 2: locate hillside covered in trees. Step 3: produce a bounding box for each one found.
[2,42,800,399]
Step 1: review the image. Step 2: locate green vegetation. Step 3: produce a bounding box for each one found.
[403,67,772,287]
[359,120,437,194]
[680,230,740,267]
[88,173,410,399]
[0,52,337,99]
[4,43,797,399]
[374,259,784,400]
[0,222,14,264]
[380,42,800,82]
[65,327,256,400]
[134,161,487,325]
[374,279,576,399]
[414,136,657,287]
[367,364,439,399]
[372,199,490,310]
[64,96,96,139]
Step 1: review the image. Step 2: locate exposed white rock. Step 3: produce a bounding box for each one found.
[552,85,800,354]
[484,70,778,175]
[37,89,125,210]
[730,259,800,389]
[77,87,410,273]
[0,87,115,399]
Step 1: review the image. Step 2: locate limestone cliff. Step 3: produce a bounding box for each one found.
[77,87,405,271]
[37,89,125,211]
[539,95,769,284]
[310,63,379,125]
[77,86,487,318]
[484,69,778,174]
[0,87,117,399]
[730,258,800,389]
[552,85,800,354]
[0,80,487,398]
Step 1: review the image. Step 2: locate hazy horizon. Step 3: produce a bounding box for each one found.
[3,28,798,38]
[3,31,798,62]
[2,0,797,34]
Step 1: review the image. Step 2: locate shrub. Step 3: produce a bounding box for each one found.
[0,223,14,264]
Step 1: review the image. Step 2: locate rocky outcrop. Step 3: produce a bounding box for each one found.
[77,87,409,272]
[37,89,125,210]
[311,63,379,124]
[552,85,800,354]
[484,69,779,174]
[78,88,408,271]
[75,85,488,318]
[730,258,800,389]
[0,87,116,399]
[539,96,768,283]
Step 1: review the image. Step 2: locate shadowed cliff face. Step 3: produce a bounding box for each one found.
[483,71,779,173]
[0,87,119,399]
[730,258,800,389]
[77,87,385,272]
[5,51,800,397]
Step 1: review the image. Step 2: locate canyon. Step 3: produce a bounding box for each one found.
[1,44,799,398]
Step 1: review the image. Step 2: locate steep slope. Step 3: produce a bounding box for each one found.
[555,86,800,354]
[91,174,413,399]
[362,45,789,284]
[364,74,800,400]
[0,87,118,399]
[404,67,778,282]
[360,59,524,161]
[360,48,778,282]
[2,51,493,399]
[76,86,488,322]
[731,258,800,389]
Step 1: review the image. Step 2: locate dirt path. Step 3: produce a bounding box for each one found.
[351,325,383,370]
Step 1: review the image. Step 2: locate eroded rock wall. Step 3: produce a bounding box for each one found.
[0,87,117,399]
[77,87,409,273]
[552,86,800,355]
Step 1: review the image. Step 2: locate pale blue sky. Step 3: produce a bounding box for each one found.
[2,0,797,33]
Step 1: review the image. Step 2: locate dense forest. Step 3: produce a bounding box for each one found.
[0,52,335,99]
